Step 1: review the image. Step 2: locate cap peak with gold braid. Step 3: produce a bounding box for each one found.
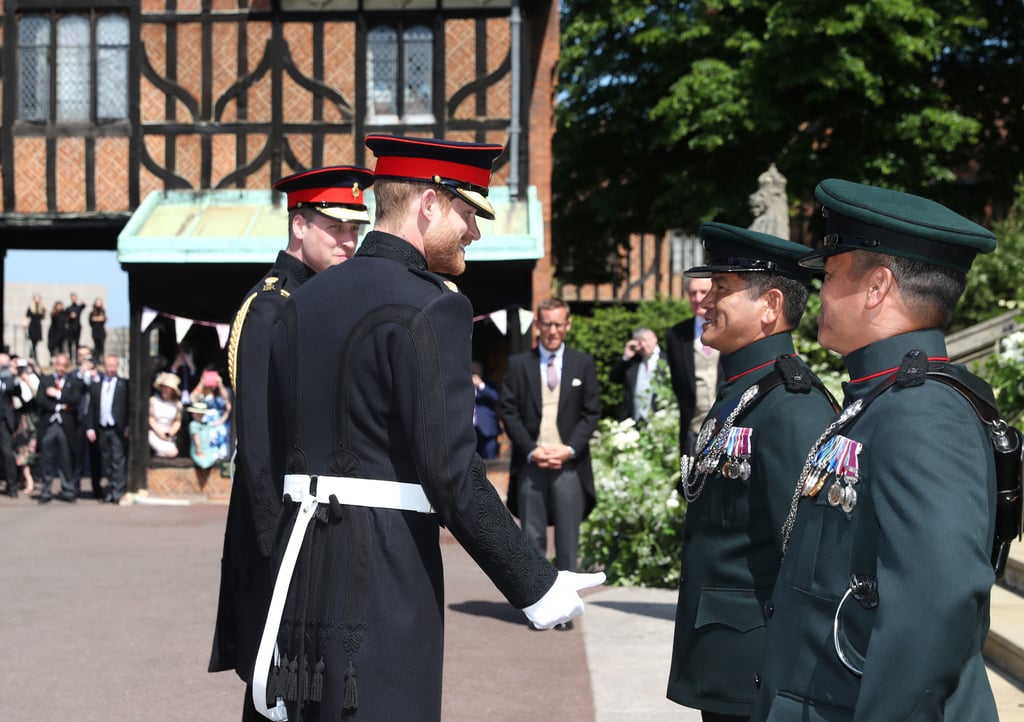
[273,165,374,224]
[365,134,503,220]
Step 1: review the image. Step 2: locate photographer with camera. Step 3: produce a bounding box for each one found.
[609,327,666,422]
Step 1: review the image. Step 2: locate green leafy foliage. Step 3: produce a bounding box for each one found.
[957,175,1024,331]
[553,0,1019,281]
[579,379,685,588]
[984,328,1024,425]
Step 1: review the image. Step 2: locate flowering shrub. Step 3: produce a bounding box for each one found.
[579,382,685,588]
[985,323,1024,425]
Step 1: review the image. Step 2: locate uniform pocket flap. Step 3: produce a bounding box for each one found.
[693,587,765,633]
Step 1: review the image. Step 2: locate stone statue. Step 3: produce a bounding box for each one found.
[748,163,790,239]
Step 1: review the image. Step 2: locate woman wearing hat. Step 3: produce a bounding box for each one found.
[149,372,183,458]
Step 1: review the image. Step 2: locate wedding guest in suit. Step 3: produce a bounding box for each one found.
[0,352,21,497]
[73,346,100,494]
[35,353,83,503]
[609,327,667,422]
[65,292,86,359]
[666,277,722,453]
[25,294,45,361]
[501,297,602,610]
[472,361,502,459]
[89,298,107,358]
[86,354,129,504]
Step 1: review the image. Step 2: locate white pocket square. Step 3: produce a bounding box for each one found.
[571,378,583,387]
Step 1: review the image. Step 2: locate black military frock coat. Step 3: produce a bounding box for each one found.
[210,251,314,680]
[263,232,557,720]
[667,333,836,716]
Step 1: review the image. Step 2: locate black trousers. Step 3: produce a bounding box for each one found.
[40,423,75,499]
[98,426,127,501]
[0,421,18,495]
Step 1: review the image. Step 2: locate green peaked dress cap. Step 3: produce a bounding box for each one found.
[685,221,814,285]
[803,178,997,273]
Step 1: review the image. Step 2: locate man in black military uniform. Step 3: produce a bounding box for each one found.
[209,166,374,706]
[666,223,837,722]
[751,180,1000,720]
[251,135,604,721]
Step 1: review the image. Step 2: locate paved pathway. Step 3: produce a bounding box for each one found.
[1,494,1021,720]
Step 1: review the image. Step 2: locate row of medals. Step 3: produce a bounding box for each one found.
[680,387,758,501]
[799,409,863,514]
[805,467,858,513]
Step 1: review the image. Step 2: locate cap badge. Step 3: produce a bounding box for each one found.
[352,183,361,199]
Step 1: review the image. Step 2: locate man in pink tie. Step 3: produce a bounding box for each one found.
[500,297,602,627]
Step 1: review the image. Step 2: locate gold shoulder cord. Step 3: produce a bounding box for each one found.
[227,276,286,387]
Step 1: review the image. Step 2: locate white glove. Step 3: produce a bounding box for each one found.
[522,570,606,629]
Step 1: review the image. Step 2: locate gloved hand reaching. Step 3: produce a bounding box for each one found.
[522,570,606,629]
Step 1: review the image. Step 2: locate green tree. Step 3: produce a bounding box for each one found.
[554,1,1017,283]
[957,174,1024,330]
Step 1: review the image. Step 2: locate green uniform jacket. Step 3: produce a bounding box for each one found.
[667,333,836,716]
[752,329,998,721]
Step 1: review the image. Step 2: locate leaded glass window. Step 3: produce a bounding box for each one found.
[366,23,434,125]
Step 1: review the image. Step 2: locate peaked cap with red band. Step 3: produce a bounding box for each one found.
[273,165,374,224]
[365,134,503,220]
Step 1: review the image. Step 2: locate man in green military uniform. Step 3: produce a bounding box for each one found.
[667,222,838,721]
[751,179,1000,720]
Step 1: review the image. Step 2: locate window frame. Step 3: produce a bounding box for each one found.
[365,17,437,128]
[15,7,130,126]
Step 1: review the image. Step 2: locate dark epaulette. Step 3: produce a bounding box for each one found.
[775,353,814,393]
[409,267,460,294]
[774,353,840,411]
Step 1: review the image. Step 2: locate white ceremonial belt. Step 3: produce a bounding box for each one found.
[282,474,435,514]
[251,474,434,720]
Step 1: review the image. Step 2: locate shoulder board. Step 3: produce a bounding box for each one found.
[409,267,460,294]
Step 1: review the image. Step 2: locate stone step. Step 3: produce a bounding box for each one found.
[985,542,1024,696]
[1004,539,1024,595]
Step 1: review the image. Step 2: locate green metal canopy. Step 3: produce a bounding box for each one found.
[117,186,544,264]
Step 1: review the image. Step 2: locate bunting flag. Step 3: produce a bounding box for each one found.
[517,308,534,333]
[140,306,231,349]
[488,310,508,335]
[140,307,159,333]
[471,309,535,336]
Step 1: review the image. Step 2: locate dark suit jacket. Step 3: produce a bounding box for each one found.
[608,353,668,421]
[499,346,601,520]
[0,373,19,431]
[36,373,84,456]
[87,375,129,434]
[474,382,501,438]
[665,318,723,447]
